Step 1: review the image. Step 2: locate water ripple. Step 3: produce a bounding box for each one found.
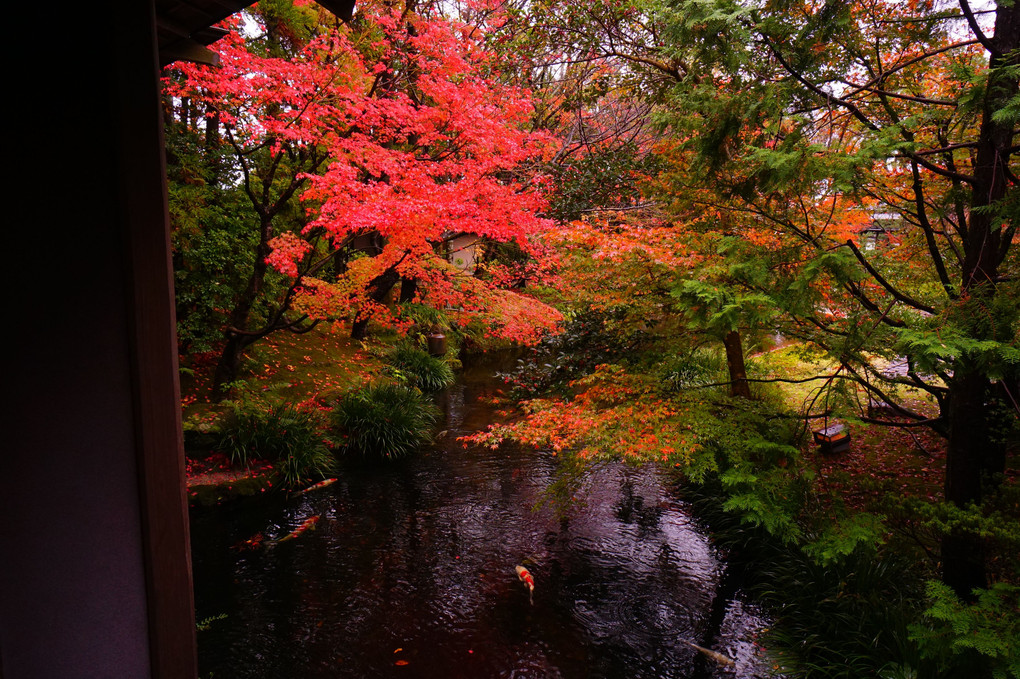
[191,358,772,678]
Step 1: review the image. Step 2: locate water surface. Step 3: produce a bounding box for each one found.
[191,356,768,677]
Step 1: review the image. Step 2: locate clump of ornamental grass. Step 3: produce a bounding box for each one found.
[218,400,334,488]
[753,545,930,678]
[387,344,455,392]
[331,381,439,459]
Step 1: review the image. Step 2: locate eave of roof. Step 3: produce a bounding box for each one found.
[156,0,354,66]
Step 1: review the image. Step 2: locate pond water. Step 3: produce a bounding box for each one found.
[191,356,770,678]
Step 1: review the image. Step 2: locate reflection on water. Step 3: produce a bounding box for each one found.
[191,356,769,678]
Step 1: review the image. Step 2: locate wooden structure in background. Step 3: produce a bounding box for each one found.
[813,423,851,454]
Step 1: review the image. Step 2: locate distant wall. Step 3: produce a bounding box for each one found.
[448,234,480,272]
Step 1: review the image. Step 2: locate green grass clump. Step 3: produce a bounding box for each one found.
[219,400,334,488]
[332,382,439,459]
[387,345,455,392]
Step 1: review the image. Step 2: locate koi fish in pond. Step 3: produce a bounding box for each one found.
[515,565,534,604]
[266,515,320,547]
[683,641,734,667]
[293,478,337,496]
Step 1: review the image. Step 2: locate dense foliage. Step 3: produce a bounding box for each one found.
[463,0,1018,674]
[171,0,1017,675]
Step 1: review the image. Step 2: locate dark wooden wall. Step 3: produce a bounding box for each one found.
[3,3,197,677]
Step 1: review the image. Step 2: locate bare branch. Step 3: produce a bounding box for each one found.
[958,0,998,55]
[912,142,980,156]
[844,240,937,313]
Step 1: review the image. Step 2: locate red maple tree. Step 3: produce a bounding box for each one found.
[167,1,562,394]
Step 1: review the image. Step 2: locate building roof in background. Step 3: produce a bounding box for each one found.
[156,0,354,65]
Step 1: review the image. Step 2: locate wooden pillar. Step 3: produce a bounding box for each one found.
[122,2,200,676]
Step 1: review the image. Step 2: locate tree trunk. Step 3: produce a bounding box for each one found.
[211,214,273,399]
[351,266,401,340]
[211,333,253,400]
[204,106,221,187]
[942,369,994,598]
[399,277,418,303]
[350,318,371,341]
[723,330,751,399]
[939,2,1018,600]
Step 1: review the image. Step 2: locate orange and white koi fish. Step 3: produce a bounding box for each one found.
[515,565,535,604]
[271,515,320,546]
[293,478,337,495]
[684,641,734,667]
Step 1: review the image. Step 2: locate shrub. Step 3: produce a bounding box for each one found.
[219,400,334,488]
[387,345,455,392]
[396,302,449,335]
[679,477,936,678]
[658,349,727,393]
[909,581,1020,679]
[658,349,785,403]
[500,307,641,397]
[331,382,439,459]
